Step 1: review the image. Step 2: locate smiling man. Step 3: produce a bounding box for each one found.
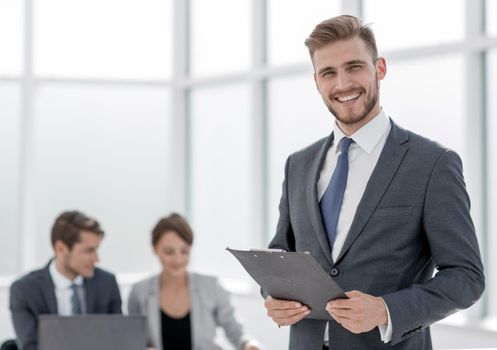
[263,15,484,350]
[10,211,122,350]
[313,36,384,133]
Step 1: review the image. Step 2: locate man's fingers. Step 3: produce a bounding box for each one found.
[265,296,311,326]
[275,308,310,326]
[345,290,362,298]
[337,318,362,334]
[328,290,363,309]
[328,290,386,334]
[329,313,346,325]
[268,305,309,319]
[328,291,365,309]
[327,298,353,310]
[265,296,302,310]
[328,307,354,320]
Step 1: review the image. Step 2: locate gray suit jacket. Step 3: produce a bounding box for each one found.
[269,120,485,350]
[127,272,250,350]
[9,262,122,350]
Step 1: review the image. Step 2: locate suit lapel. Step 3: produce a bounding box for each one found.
[40,263,58,314]
[149,275,162,349]
[188,273,199,350]
[335,121,409,265]
[84,277,95,313]
[307,132,335,265]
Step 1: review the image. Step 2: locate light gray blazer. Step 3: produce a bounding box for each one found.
[269,120,485,350]
[128,272,250,350]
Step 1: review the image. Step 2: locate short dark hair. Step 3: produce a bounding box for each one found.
[152,213,193,247]
[305,15,378,62]
[51,211,104,250]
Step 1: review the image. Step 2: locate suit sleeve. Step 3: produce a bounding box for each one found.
[259,155,297,299]
[268,154,296,253]
[382,149,485,345]
[260,155,297,299]
[126,283,155,348]
[213,279,251,349]
[108,274,123,314]
[10,280,38,350]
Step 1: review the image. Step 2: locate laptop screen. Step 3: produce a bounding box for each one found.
[38,314,146,350]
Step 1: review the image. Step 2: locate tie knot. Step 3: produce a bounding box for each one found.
[70,283,78,291]
[339,137,353,155]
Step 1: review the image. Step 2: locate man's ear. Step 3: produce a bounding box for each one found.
[375,57,387,80]
[54,240,69,256]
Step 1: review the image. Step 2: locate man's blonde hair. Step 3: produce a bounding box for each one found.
[305,15,378,62]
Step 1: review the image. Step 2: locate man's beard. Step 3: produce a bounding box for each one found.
[324,80,379,125]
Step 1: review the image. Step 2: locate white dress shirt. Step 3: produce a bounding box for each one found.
[319,110,393,345]
[49,261,86,315]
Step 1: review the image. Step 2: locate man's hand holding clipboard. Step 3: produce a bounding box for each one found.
[228,248,388,332]
[226,248,347,321]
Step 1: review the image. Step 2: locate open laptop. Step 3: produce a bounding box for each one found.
[38,314,146,350]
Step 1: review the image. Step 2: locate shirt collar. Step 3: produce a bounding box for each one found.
[333,109,390,154]
[49,260,84,290]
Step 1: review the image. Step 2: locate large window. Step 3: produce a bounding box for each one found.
[0,0,23,76]
[190,0,251,77]
[487,50,497,317]
[32,84,172,272]
[190,84,253,279]
[0,83,21,274]
[488,0,497,36]
[363,0,464,51]
[34,0,173,80]
[267,0,339,66]
[381,55,466,161]
[267,75,331,234]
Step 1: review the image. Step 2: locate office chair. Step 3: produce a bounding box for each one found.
[0,339,18,350]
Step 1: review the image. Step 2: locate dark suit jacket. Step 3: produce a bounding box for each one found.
[269,120,485,350]
[9,262,122,350]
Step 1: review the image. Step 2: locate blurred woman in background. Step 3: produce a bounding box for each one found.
[128,213,260,350]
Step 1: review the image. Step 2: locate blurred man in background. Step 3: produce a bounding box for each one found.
[10,210,122,350]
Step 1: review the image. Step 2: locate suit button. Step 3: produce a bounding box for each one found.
[330,268,339,276]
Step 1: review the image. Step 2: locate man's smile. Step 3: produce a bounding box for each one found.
[334,91,363,103]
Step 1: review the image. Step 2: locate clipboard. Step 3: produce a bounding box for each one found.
[227,248,347,320]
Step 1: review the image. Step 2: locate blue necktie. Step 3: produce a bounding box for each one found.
[320,137,353,253]
[70,284,82,315]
